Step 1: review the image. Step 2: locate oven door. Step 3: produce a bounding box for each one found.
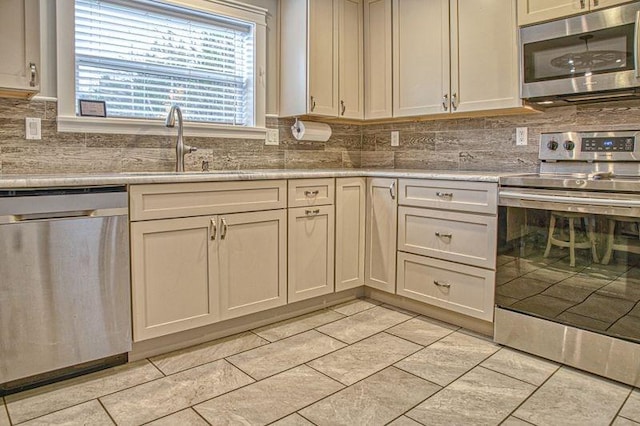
[496,187,640,386]
[521,2,640,100]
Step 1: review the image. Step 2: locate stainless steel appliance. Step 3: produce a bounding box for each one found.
[521,2,640,105]
[0,186,131,393]
[496,131,640,386]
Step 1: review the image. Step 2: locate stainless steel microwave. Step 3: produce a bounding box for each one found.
[521,1,640,105]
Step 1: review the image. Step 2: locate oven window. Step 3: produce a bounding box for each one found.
[496,206,640,343]
[523,24,634,83]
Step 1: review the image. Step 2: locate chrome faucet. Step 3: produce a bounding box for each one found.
[165,105,197,172]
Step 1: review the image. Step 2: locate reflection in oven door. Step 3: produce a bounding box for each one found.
[497,205,640,344]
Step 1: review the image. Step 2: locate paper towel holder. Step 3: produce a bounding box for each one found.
[291,118,332,142]
[291,117,303,138]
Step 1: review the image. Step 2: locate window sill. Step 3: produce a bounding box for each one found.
[57,116,268,140]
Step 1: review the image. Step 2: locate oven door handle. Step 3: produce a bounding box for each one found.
[499,190,640,208]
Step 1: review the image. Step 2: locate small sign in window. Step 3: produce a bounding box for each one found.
[78,100,107,117]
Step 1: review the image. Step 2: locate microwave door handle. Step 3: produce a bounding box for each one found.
[633,10,640,78]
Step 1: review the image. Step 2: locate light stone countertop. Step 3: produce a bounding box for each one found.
[0,169,529,189]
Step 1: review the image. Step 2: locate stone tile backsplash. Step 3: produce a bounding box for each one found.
[1,98,640,174]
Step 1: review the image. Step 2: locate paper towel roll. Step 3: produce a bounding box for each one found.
[291,120,332,142]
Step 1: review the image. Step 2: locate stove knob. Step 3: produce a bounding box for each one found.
[564,140,575,150]
[547,140,559,151]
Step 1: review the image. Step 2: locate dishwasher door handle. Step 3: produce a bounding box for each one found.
[0,207,128,224]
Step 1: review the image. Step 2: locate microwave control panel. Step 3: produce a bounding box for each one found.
[540,131,640,161]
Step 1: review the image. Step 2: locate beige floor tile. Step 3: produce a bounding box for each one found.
[608,315,640,341]
[380,304,420,317]
[100,360,253,426]
[300,367,439,426]
[597,278,640,302]
[270,413,315,426]
[614,417,640,426]
[317,306,412,344]
[5,360,162,424]
[330,298,380,316]
[541,282,594,303]
[0,400,10,426]
[511,294,576,318]
[387,416,423,426]
[252,309,345,342]
[555,311,611,331]
[514,367,631,426]
[496,276,553,301]
[386,316,457,346]
[227,330,346,380]
[150,331,268,375]
[567,293,635,323]
[395,331,499,386]
[19,400,113,426]
[620,389,640,423]
[194,365,343,425]
[524,267,577,284]
[308,332,421,386]
[146,408,208,425]
[481,348,559,386]
[407,366,535,426]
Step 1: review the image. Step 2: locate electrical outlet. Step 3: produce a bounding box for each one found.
[391,131,399,147]
[516,127,528,146]
[265,128,279,146]
[25,117,41,140]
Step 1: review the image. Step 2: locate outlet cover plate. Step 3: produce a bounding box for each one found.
[25,117,41,140]
[516,127,528,146]
[391,131,399,147]
[265,129,279,146]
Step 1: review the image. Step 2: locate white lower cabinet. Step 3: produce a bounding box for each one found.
[335,177,366,291]
[288,205,335,302]
[365,177,398,293]
[397,252,495,321]
[219,210,287,320]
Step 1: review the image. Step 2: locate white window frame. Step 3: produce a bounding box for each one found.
[56,0,267,139]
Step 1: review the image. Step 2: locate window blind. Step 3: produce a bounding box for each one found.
[74,0,255,126]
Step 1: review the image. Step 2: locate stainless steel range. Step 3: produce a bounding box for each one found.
[495,130,640,386]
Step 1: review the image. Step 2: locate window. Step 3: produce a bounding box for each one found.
[57,0,267,137]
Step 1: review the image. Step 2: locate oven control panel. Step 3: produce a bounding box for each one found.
[540,131,640,161]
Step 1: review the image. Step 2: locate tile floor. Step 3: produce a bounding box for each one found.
[2,298,640,425]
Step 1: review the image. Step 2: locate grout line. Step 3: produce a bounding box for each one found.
[146,358,167,377]
[97,398,118,426]
[610,387,635,426]
[502,415,537,425]
[191,406,214,426]
[503,362,564,422]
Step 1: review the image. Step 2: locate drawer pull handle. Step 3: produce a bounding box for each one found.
[434,280,451,289]
[305,209,320,216]
[435,232,452,239]
[210,218,217,240]
[304,190,319,197]
[390,181,396,200]
[221,218,228,239]
[436,192,453,198]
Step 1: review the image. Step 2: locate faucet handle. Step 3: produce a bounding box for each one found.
[185,145,198,154]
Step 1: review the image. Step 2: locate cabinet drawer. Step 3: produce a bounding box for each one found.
[399,179,497,214]
[398,206,497,269]
[130,180,287,221]
[397,252,495,322]
[288,178,335,207]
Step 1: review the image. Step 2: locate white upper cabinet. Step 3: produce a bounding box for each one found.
[367,0,521,119]
[392,0,449,117]
[452,0,520,113]
[517,0,630,26]
[364,0,393,119]
[0,0,40,98]
[280,0,364,119]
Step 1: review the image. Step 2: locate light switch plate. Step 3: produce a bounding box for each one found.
[265,129,279,146]
[391,131,399,147]
[25,117,41,140]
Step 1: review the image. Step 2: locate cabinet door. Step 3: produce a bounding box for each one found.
[339,0,364,119]
[393,0,450,117]
[219,210,287,320]
[131,216,218,341]
[336,178,366,291]
[452,0,521,113]
[365,177,398,293]
[0,0,40,97]
[288,205,336,302]
[308,0,339,116]
[364,0,392,119]
[517,0,586,26]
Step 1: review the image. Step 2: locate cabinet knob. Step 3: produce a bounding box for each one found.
[304,190,319,197]
[305,209,320,216]
[435,231,453,239]
[436,191,453,199]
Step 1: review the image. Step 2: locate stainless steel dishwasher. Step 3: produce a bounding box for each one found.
[0,186,131,393]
